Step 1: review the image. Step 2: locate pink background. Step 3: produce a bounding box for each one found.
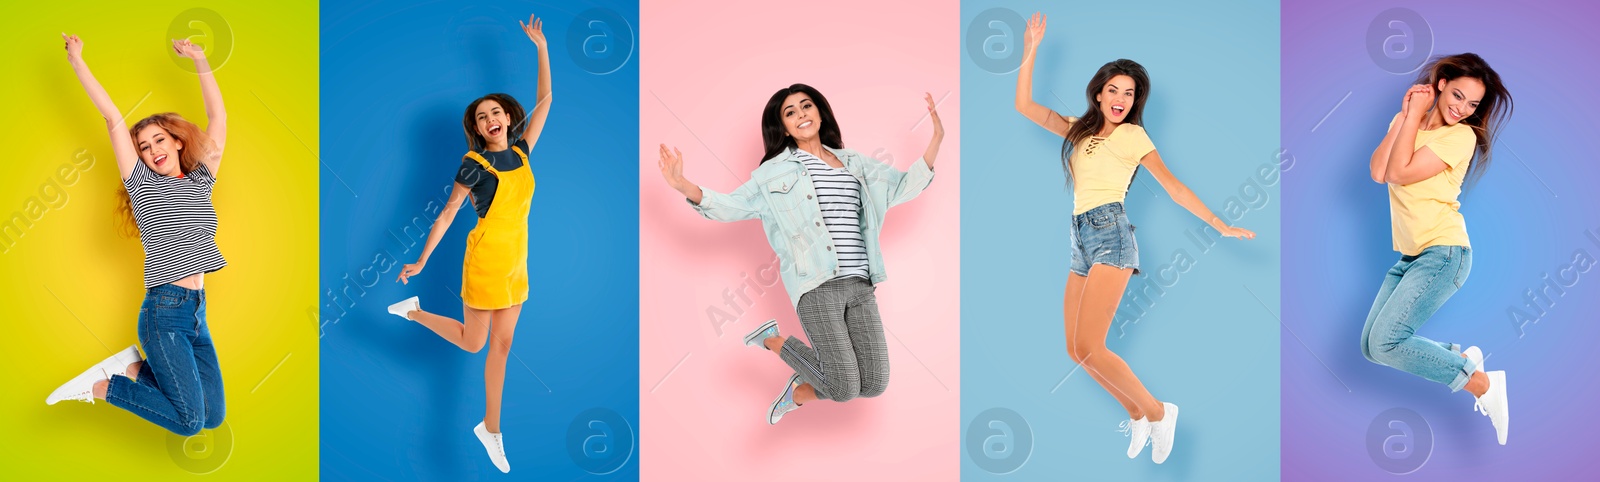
[638,1,960,479]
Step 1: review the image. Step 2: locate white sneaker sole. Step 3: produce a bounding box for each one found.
[1487,371,1508,445]
[387,296,420,320]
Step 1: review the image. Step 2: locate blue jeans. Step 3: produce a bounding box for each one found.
[1070,202,1140,276]
[1360,245,1478,391]
[106,284,226,435]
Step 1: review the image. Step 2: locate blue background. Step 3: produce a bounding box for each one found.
[959,1,1280,481]
[1282,1,1600,480]
[318,1,639,480]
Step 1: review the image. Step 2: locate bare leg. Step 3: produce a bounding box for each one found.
[482,304,522,433]
[1068,265,1165,421]
[762,336,819,405]
[1064,271,1145,420]
[410,305,492,353]
[90,360,144,400]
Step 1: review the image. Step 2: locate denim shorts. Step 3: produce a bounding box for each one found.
[1070,202,1140,276]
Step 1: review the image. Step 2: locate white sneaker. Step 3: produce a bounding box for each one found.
[743,319,779,348]
[473,421,510,473]
[1150,403,1180,464]
[1474,370,1509,445]
[1463,346,1485,373]
[1120,417,1151,458]
[47,345,143,405]
[387,296,420,320]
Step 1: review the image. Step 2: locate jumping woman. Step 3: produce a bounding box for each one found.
[385,14,551,473]
[1015,13,1256,464]
[1363,52,1512,445]
[656,84,944,425]
[45,34,230,438]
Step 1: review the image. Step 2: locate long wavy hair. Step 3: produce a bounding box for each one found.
[1416,53,1512,189]
[461,93,527,153]
[115,113,213,237]
[760,83,843,163]
[1060,59,1151,184]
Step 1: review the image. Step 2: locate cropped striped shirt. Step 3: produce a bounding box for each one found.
[795,149,869,280]
[124,160,227,288]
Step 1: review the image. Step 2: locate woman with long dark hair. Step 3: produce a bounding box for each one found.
[384,14,551,473]
[656,84,944,425]
[1363,52,1513,445]
[46,34,230,438]
[1014,13,1256,464]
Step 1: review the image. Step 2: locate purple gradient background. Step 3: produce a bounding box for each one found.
[1283,1,1600,480]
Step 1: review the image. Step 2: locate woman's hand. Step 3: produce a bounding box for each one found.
[520,13,546,50]
[1219,225,1257,240]
[172,38,206,60]
[924,92,944,139]
[658,144,689,193]
[1403,84,1432,120]
[1023,13,1046,61]
[62,33,83,62]
[396,262,425,284]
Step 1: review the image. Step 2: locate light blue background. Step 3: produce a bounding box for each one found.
[318,1,639,480]
[959,1,1280,481]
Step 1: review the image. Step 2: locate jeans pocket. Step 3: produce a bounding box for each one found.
[1089,211,1115,229]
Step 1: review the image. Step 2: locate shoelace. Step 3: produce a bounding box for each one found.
[1117,420,1151,448]
[1474,396,1489,416]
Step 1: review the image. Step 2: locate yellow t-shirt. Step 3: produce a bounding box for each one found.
[1070,123,1156,215]
[1386,115,1476,255]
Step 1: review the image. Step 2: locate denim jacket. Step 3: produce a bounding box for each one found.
[690,147,935,306]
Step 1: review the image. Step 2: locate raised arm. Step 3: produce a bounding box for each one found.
[173,39,226,175]
[63,34,140,180]
[1380,84,1449,185]
[1014,13,1074,137]
[519,14,553,150]
[396,183,472,284]
[658,144,705,205]
[922,92,945,169]
[1140,150,1256,240]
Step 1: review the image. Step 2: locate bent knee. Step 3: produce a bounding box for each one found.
[1067,342,1102,364]
[463,332,489,353]
[859,373,890,399]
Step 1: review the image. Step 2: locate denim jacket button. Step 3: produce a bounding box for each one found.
[826,246,832,251]
[815,221,821,226]
[806,195,812,200]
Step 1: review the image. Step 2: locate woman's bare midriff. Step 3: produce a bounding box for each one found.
[171,273,204,290]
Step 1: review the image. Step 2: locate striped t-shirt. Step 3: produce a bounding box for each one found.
[795,149,868,280]
[124,160,227,288]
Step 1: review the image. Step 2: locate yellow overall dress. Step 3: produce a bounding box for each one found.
[460,145,534,310]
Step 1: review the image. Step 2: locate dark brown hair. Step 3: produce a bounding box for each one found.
[1061,59,1151,183]
[760,84,843,163]
[461,93,526,152]
[1416,53,1512,188]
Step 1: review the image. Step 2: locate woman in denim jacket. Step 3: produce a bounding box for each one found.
[656,83,943,424]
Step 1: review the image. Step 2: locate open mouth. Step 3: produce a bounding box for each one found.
[1447,107,1462,121]
[798,120,813,129]
[1110,105,1126,116]
[488,124,503,136]
[153,154,168,167]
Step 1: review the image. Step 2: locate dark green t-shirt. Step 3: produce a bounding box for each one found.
[455,138,529,218]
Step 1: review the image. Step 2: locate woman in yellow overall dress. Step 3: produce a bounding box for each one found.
[385,13,551,474]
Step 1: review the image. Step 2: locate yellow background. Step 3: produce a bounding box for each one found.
[0,1,318,478]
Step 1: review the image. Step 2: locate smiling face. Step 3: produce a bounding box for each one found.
[780,92,823,142]
[135,125,185,177]
[1434,76,1486,126]
[474,100,511,148]
[1095,74,1137,125]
